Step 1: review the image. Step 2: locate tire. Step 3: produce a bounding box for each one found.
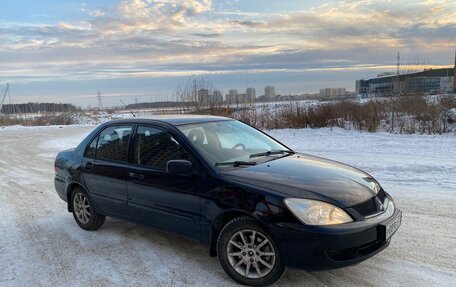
[70,187,105,231]
[217,217,285,286]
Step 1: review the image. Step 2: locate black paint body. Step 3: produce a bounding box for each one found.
[54,116,401,270]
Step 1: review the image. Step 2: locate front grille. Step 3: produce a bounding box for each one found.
[351,189,386,217]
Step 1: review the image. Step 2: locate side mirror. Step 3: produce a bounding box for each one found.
[166,160,193,175]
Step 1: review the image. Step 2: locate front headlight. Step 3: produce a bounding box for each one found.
[284,198,353,225]
[383,199,395,218]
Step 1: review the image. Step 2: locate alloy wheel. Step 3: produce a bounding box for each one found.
[226,229,276,279]
[73,193,91,224]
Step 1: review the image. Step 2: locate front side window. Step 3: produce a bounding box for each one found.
[96,125,132,162]
[85,136,98,158]
[133,126,189,170]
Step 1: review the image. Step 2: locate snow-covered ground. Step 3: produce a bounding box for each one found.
[0,125,455,286]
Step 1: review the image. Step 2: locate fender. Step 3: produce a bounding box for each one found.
[66,182,103,215]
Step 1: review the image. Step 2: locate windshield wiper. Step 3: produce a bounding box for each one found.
[215,161,257,167]
[249,149,294,158]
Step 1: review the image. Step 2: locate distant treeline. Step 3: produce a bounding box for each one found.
[0,103,78,114]
[125,101,182,110]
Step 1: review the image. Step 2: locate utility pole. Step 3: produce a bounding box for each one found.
[396,51,400,77]
[97,89,103,110]
[0,83,10,115]
[393,51,401,95]
[391,52,400,133]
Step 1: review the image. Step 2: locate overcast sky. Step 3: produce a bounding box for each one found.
[1,0,455,107]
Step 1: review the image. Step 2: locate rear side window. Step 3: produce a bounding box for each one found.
[96,125,133,162]
[84,136,98,158]
[133,126,189,170]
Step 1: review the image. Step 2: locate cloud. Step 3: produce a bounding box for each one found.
[116,0,212,31]
[192,32,221,38]
[81,3,106,18]
[0,0,454,87]
[89,9,106,17]
[230,20,267,28]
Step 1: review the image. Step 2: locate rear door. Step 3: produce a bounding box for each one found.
[127,125,201,239]
[82,125,133,218]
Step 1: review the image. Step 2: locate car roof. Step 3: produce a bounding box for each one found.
[103,115,233,126]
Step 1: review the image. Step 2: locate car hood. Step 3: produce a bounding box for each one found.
[220,153,380,207]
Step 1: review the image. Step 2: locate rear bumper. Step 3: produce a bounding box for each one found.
[269,208,401,270]
[54,175,68,202]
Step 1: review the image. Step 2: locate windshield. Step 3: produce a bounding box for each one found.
[177,120,291,167]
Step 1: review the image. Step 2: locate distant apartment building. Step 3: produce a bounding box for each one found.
[226,88,255,104]
[212,90,223,104]
[212,91,223,105]
[226,89,238,104]
[336,88,347,97]
[237,94,247,103]
[197,89,222,106]
[213,90,222,98]
[246,87,256,102]
[319,88,347,98]
[265,86,275,100]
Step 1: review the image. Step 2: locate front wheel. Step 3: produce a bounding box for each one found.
[217,217,285,286]
[70,187,105,231]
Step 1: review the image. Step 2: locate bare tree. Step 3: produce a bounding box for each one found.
[175,76,224,114]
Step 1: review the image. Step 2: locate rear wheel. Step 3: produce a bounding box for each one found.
[70,187,105,231]
[217,217,284,286]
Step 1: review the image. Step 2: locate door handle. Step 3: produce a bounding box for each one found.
[84,162,93,171]
[129,172,144,180]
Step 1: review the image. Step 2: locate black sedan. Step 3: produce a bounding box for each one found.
[54,116,401,286]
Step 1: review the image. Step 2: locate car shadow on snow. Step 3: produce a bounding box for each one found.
[55,216,387,286]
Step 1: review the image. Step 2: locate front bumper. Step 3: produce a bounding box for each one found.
[269,208,402,270]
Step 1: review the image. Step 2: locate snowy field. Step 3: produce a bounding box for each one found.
[0,125,455,287]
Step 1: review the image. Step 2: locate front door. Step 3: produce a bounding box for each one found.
[82,125,133,218]
[127,125,201,239]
